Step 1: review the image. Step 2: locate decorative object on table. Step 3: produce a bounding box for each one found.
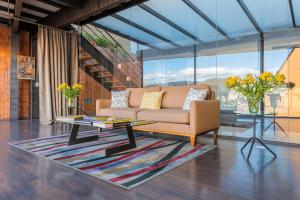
[225,72,285,113]
[9,130,215,189]
[264,93,287,135]
[57,83,84,108]
[17,55,36,80]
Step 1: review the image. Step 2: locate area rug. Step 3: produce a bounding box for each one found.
[9,131,215,189]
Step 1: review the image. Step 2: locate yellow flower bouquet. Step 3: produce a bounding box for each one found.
[224,72,285,113]
[57,83,84,107]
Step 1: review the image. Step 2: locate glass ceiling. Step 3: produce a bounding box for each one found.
[93,0,300,51]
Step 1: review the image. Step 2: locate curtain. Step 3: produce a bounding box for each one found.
[38,26,79,124]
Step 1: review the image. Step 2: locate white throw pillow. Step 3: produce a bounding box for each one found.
[182,88,208,110]
[110,90,130,108]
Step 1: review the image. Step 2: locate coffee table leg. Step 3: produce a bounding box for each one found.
[68,124,99,145]
[105,126,137,156]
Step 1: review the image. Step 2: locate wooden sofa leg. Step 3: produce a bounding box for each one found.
[190,136,197,147]
[213,128,219,145]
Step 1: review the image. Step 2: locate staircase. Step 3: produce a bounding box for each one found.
[76,24,142,91]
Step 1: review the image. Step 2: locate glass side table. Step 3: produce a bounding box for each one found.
[235,112,277,160]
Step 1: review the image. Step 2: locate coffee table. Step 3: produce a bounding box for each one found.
[56,116,152,156]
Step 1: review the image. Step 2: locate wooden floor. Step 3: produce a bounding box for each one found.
[1,120,300,200]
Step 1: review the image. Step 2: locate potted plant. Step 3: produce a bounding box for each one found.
[224,72,285,113]
[57,83,84,108]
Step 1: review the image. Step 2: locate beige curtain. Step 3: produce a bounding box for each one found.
[38,26,79,124]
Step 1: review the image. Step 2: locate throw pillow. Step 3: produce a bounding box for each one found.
[182,88,208,110]
[140,91,164,109]
[110,90,130,108]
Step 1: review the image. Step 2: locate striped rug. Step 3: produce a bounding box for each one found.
[9,130,215,189]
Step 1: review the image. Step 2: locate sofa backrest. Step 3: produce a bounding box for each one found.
[126,86,161,108]
[160,84,211,109]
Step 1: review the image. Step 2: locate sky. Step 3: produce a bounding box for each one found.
[143,49,289,85]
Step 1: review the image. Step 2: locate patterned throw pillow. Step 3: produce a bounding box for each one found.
[110,90,130,108]
[182,88,208,110]
[140,91,164,109]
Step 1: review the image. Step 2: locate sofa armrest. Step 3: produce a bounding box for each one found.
[96,99,111,116]
[190,100,220,135]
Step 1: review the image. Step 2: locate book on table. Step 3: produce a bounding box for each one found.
[56,115,84,122]
[92,117,132,129]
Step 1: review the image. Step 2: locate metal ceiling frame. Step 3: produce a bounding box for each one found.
[236,0,262,33]
[182,0,230,40]
[112,14,181,48]
[138,3,204,43]
[288,0,296,27]
[91,22,163,52]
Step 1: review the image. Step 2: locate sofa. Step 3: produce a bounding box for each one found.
[96,84,220,147]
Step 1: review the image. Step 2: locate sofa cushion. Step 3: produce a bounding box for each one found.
[140,91,164,109]
[182,88,208,110]
[161,84,211,109]
[127,86,161,108]
[110,90,129,108]
[137,109,190,124]
[99,108,145,119]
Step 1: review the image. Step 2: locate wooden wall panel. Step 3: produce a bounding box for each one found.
[0,25,10,120]
[18,31,31,119]
[78,69,111,115]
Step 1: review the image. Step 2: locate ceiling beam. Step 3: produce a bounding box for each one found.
[12,0,22,32]
[49,0,83,9]
[91,22,163,52]
[35,0,65,9]
[42,0,147,28]
[138,4,204,43]
[182,0,230,40]
[112,14,181,48]
[288,0,296,27]
[0,0,54,15]
[237,0,262,33]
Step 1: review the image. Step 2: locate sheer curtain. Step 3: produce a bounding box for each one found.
[38,26,78,124]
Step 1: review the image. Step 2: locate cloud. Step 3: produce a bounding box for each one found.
[143,66,259,85]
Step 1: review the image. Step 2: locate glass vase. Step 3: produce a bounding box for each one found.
[247,98,260,113]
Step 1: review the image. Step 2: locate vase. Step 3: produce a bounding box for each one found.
[67,98,73,108]
[247,98,260,113]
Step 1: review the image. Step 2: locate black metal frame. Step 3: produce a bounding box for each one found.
[236,0,262,33]
[112,14,181,48]
[241,115,277,160]
[105,126,137,156]
[68,124,99,145]
[138,4,203,43]
[91,22,163,52]
[182,0,230,40]
[288,0,296,27]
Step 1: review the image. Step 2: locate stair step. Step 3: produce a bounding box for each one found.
[82,63,101,68]
[111,85,126,88]
[105,80,119,83]
[97,74,113,78]
[80,56,93,61]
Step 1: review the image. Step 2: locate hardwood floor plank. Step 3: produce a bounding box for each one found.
[0,120,300,200]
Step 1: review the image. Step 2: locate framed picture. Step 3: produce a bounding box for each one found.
[17,55,36,80]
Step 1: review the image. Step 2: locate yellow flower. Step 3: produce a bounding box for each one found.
[72,83,84,90]
[225,76,240,88]
[242,74,255,84]
[275,73,285,84]
[57,83,70,91]
[259,71,273,81]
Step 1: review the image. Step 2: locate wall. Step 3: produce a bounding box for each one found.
[0,24,31,120]
[0,25,10,120]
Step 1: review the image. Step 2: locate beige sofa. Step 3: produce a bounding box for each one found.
[96,84,220,146]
